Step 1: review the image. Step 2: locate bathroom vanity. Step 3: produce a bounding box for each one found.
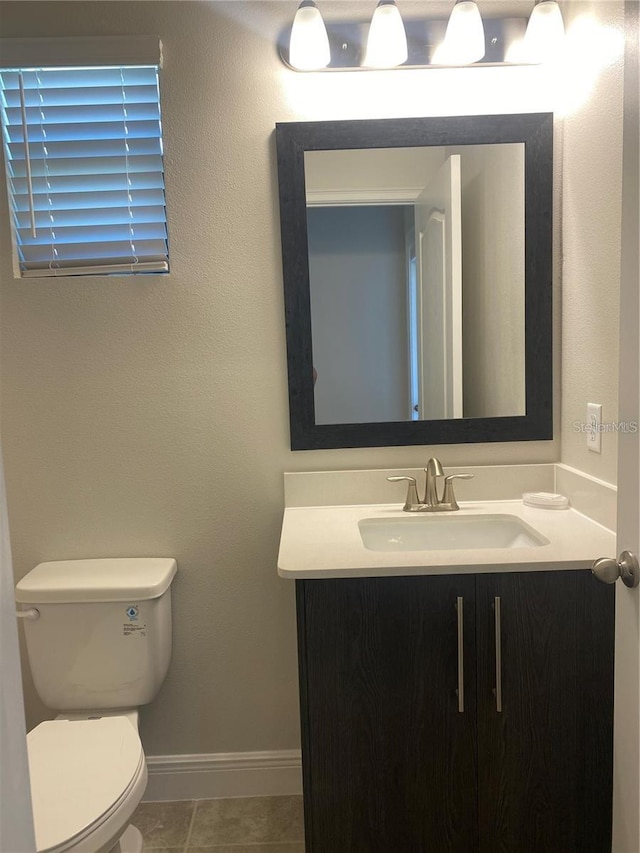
[295,570,613,853]
[278,468,617,853]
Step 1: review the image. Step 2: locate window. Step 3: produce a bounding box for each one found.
[0,40,168,277]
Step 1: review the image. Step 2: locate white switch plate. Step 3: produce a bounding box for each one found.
[587,403,602,452]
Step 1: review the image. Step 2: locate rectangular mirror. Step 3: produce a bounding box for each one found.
[276,115,553,450]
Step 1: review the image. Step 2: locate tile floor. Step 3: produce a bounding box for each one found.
[131,796,305,852]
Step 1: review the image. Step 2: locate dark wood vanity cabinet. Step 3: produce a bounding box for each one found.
[296,571,615,853]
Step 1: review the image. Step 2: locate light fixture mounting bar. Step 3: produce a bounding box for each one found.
[278,16,529,70]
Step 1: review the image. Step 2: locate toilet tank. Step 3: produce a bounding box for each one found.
[15,558,177,712]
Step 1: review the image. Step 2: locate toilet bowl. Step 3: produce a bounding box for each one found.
[27,716,147,853]
[16,558,178,853]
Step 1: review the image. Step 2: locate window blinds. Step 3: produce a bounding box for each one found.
[0,65,169,277]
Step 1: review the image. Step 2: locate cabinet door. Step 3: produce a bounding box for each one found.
[297,575,478,853]
[476,570,615,853]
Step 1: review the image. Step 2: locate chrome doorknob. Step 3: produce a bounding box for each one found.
[592,551,639,588]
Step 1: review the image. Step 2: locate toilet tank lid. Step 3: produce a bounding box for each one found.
[16,558,177,604]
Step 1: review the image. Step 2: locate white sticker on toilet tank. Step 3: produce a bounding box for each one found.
[123,605,146,637]
[123,622,147,638]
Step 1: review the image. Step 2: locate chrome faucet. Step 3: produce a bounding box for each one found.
[387,458,474,512]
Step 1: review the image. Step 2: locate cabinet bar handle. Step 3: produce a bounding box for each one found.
[494,596,503,713]
[456,596,464,713]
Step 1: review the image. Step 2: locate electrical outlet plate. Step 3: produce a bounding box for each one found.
[587,403,602,453]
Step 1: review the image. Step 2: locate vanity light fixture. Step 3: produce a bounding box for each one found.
[432,0,486,65]
[289,0,331,71]
[520,0,565,63]
[280,0,565,71]
[363,0,408,68]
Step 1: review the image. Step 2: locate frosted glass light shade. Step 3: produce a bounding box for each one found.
[432,0,486,65]
[289,0,331,70]
[364,1,408,68]
[522,0,565,63]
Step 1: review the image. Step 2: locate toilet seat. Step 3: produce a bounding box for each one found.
[27,717,147,853]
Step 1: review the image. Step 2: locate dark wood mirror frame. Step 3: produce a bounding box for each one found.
[275,113,553,450]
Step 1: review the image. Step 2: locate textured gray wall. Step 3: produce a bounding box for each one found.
[559,0,624,481]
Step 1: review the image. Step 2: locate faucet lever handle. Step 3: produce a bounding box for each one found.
[387,476,420,512]
[442,473,474,510]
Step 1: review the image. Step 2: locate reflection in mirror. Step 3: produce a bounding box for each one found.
[305,144,526,425]
[275,114,553,450]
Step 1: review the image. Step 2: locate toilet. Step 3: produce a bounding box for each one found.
[15,557,177,853]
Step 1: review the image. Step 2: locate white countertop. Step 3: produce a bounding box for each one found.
[277,500,616,579]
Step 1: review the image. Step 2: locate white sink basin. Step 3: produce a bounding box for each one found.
[358,514,549,552]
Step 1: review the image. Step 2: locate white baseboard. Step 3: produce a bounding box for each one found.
[143,749,303,802]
